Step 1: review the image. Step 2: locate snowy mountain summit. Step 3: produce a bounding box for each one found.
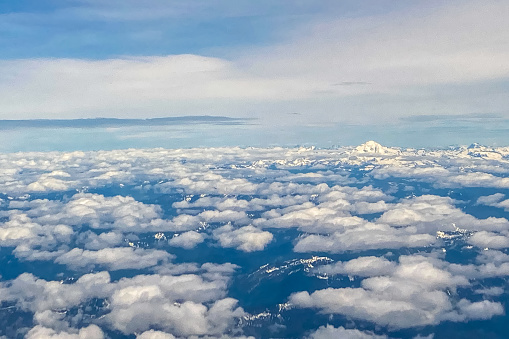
[354,141,400,155]
[465,143,504,160]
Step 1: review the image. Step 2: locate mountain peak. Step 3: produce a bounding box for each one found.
[354,140,396,154]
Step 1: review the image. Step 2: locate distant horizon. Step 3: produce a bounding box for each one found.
[0,115,246,120]
[2,112,509,153]
[0,115,252,129]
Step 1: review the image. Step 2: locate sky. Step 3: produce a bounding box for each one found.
[1,0,509,128]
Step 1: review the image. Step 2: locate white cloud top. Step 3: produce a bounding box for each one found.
[1,142,509,337]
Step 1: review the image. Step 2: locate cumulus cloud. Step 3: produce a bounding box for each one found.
[76,230,124,250]
[477,193,509,211]
[474,286,505,296]
[25,325,104,339]
[3,143,509,337]
[294,222,436,253]
[0,211,73,261]
[0,270,245,337]
[55,247,172,270]
[292,193,508,253]
[137,330,176,339]
[289,255,495,329]
[253,185,393,234]
[5,192,205,234]
[307,325,388,339]
[468,231,509,249]
[315,256,397,278]
[169,231,205,249]
[377,195,509,233]
[47,193,167,231]
[213,225,273,252]
[477,193,506,206]
[453,299,504,321]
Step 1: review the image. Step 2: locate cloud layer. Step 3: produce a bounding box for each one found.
[2,142,509,337]
[1,0,508,123]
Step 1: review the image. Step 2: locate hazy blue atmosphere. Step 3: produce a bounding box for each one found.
[3,115,509,153]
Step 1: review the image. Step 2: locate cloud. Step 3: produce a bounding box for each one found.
[1,1,509,122]
[289,255,497,329]
[0,210,74,261]
[240,0,509,122]
[253,185,393,233]
[477,193,506,205]
[294,223,435,253]
[0,55,313,119]
[54,247,172,270]
[76,230,124,250]
[0,269,245,337]
[372,165,509,190]
[474,286,505,297]
[213,225,273,252]
[307,325,388,339]
[293,194,509,253]
[5,193,194,233]
[452,299,504,321]
[315,256,397,278]
[377,195,509,232]
[477,193,509,211]
[25,325,104,339]
[468,231,509,249]
[169,231,205,249]
[4,143,509,337]
[137,330,176,339]
[108,297,245,336]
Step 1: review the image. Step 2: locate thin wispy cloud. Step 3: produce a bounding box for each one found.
[0,0,508,126]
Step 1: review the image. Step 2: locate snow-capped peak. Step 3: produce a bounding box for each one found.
[354,141,399,155]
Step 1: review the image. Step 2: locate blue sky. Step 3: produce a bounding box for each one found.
[1,0,508,132]
[0,1,413,59]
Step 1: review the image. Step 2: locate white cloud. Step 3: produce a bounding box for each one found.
[307,325,388,339]
[55,247,172,270]
[3,144,509,337]
[1,1,508,122]
[452,299,504,321]
[474,286,505,296]
[316,256,397,278]
[26,177,73,192]
[477,194,509,211]
[0,55,309,119]
[25,325,104,339]
[294,222,436,253]
[169,231,205,249]
[5,193,195,233]
[377,195,509,233]
[76,230,124,250]
[0,269,245,337]
[108,297,245,336]
[0,211,73,260]
[253,185,393,234]
[289,255,492,329]
[477,193,506,206]
[468,231,509,249]
[213,225,273,252]
[137,330,176,339]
